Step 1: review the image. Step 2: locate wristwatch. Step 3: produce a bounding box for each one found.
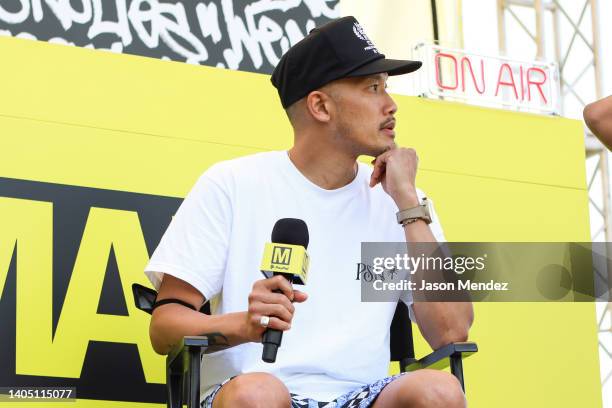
[396,197,432,226]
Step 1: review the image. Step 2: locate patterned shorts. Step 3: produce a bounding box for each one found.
[201,372,407,408]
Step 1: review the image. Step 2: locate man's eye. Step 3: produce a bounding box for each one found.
[371,84,379,91]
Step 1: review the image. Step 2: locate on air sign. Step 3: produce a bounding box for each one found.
[413,43,560,115]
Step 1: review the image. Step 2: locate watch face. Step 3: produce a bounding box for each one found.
[422,197,429,210]
[423,197,433,219]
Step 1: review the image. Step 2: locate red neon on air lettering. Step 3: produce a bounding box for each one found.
[527,67,548,104]
[435,53,458,90]
[495,63,518,99]
[461,57,485,94]
[520,65,525,101]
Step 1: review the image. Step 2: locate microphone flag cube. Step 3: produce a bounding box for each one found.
[260,243,309,285]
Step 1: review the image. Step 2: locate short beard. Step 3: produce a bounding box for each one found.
[335,121,393,157]
[332,98,393,157]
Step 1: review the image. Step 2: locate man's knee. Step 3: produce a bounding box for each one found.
[213,372,291,408]
[394,369,466,408]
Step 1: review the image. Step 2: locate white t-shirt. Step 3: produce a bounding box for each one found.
[144,150,445,403]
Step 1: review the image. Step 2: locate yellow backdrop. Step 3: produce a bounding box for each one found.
[0,36,600,407]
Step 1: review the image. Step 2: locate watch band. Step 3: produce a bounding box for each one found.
[400,217,421,226]
[396,197,432,226]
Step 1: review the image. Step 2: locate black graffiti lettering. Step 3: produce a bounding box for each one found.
[88,0,132,47]
[0,0,340,74]
[196,2,221,44]
[0,0,30,24]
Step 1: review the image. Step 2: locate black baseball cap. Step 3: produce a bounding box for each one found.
[271,16,422,109]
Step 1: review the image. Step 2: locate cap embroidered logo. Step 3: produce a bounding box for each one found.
[352,22,379,54]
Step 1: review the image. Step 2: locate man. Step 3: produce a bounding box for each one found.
[584,96,612,150]
[145,16,473,408]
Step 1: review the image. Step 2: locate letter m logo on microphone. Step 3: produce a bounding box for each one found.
[272,246,292,266]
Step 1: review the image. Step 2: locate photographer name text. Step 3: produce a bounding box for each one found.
[372,279,509,291]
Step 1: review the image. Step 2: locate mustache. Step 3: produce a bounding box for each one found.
[379,117,396,129]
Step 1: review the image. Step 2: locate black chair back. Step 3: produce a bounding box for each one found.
[389,302,416,369]
[132,283,158,314]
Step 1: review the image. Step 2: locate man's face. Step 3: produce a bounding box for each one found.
[327,73,398,157]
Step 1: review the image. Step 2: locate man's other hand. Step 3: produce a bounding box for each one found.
[370,147,420,209]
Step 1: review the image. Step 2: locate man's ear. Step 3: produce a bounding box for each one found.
[305,90,334,123]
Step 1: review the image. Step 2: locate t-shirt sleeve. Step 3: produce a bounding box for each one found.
[426,197,446,242]
[144,170,232,300]
[401,196,446,322]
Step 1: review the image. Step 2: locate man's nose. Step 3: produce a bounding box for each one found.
[384,92,398,116]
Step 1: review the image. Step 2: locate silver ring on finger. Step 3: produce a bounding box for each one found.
[259,315,270,328]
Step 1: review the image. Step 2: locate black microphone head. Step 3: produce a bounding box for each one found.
[271,218,309,249]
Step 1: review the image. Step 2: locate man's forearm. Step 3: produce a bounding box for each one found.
[411,301,473,349]
[149,305,248,355]
[399,194,474,350]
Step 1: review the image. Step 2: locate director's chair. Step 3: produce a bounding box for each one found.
[132,283,477,408]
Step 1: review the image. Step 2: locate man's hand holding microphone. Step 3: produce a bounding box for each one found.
[242,218,311,363]
[243,275,308,343]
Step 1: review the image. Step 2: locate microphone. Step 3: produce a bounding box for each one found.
[259,218,309,363]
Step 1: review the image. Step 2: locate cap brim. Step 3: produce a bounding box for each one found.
[346,58,422,77]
